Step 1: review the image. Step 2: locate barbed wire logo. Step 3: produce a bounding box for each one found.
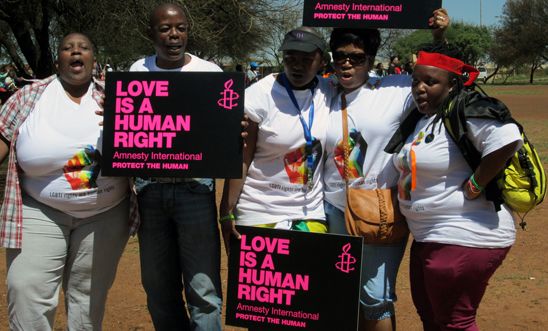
[218,79,240,110]
[335,243,357,274]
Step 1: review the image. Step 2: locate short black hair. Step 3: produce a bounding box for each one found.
[149,3,187,29]
[329,28,381,66]
[57,32,97,55]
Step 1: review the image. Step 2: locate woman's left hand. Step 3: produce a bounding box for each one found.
[462,178,482,200]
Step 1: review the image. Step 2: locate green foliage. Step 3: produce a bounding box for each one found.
[490,0,547,83]
[392,22,492,65]
[391,30,431,62]
[446,23,492,65]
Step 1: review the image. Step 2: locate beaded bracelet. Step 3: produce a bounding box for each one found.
[469,174,484,193]
[219,213,236,222]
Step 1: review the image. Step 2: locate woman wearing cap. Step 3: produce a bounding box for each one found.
[323,9,449,331]
[387,43,521,330]
[220,26,333,246]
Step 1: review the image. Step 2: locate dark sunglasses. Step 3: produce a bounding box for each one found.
[332,51,368,66]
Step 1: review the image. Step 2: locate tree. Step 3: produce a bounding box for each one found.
[392,22,492,66]
[490,0,548,83]
[256,8,301,69]
[377,29,412,62]
[0,0,55,78]
[0,0,300,77]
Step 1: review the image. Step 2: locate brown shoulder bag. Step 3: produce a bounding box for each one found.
[340,93,409,244]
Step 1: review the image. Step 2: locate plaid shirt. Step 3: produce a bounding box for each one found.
[0,75,140,249]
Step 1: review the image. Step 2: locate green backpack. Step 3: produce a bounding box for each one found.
[442,89,546,229]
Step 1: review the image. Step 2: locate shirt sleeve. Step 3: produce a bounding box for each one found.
[466,118,523,157]
[0,90,23,142]
[243,82,267,124]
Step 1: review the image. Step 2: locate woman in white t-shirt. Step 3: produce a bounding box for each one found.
[219,27,334,246]
[0,33,132,330]
[388,44,522,330]
[323,10,449,331]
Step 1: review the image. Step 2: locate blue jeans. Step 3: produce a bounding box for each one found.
[137,179,222,331]
[325,201,407,320]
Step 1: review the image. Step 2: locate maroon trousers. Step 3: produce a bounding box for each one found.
[410,241,510,331]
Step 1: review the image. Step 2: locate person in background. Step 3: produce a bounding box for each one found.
[323,9,449,331]
[375,62,385,77]
[128,3,224,330]
[0,32,134,331]
[387,56,402,75]
[403,61,414,75]
[388,43,521,331]
[246,61,260,86]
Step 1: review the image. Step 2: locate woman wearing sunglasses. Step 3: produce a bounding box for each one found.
[323,9,449,331]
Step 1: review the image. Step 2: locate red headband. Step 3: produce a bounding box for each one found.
[416,51,479,86]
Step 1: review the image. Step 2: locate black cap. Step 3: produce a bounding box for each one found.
[279,29,327,54]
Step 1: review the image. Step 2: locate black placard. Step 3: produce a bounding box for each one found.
[303,0,442,29]
[226,226,363,330]
[101,72,244,178]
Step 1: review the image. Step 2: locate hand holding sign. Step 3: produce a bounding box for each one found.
[430,8,450,42]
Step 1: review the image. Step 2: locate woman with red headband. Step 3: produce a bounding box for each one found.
[387,43,522,330]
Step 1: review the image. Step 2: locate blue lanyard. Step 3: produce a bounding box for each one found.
[280,73,317,189]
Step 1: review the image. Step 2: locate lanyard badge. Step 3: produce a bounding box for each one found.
[280,73,317,191]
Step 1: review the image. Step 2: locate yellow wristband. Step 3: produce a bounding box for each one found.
[219,214,236,222]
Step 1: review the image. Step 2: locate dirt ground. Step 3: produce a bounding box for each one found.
[1,85,547,330]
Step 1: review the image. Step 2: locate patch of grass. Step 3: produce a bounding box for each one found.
[480,86,544,96]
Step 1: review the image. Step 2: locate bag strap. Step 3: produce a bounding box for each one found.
[341,93,350,189]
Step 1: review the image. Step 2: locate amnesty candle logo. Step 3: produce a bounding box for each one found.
[218,79,240,110]
[335,243,357,274]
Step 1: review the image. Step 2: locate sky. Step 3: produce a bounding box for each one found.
[443,0,506,27]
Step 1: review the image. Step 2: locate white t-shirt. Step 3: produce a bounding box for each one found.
[16,78,128,217]
[235,74,335,226]
[129,54,222,72]
[323,75,413,211]
[393,114,523,248]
